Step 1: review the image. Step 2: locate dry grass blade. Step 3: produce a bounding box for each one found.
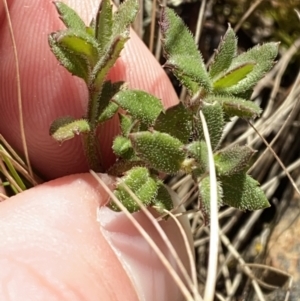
[0,147,38,185]
[163,208,201,300]
[0,158,23,194]
[249,121,300,196]
[148,0,157,53]
[262,158,300,197]
[245,263,293,290]
[220,231,266,301]
[248,87,300,174]
[0,135,39,196]
[154,0,167,60]
[133,0,144,38]
[158,182,198,221]
[90,170,195,301]
[217,210,264,280]
[2,0,33,180]
[119,182,197,296]
[200,110,219,301]
[233,0,264,32]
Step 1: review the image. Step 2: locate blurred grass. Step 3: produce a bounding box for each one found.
[0,135,36,199]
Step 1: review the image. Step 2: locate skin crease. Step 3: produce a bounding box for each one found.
[0,0,192,301]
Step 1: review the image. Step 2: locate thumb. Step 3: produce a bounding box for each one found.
[0,174,191,301]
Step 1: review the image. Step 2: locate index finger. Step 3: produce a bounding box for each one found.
[0,0,178,179]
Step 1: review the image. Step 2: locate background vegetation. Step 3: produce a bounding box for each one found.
[139,0,300,299]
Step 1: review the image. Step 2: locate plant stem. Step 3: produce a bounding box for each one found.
[83,88,103,172]
[82,130,103,172]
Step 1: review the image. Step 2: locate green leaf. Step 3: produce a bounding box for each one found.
[85,26,95,37]
[213,62,255,90]
[178,76,204,95]
[98,102,119,123]
[194,102,224,150]
[54,1,86,31]
[113,90,164,126]
[54,29,99,66]
[153,183,174,214]
[112,136,135,159]
[49,117,90,143]
[95,0,113,53]
[205,95,261,119]
[112,0,139,37]
[107,160,145,176]
[130,131,185,174]
[119,113,133,136]
[154,102,192,143]
[220,173,270,211]
[198,177,223,225]
[110,167,159,212]
[92,28,130,92]
[91,35,128,91]
[209,25,237,79]
[97,81,125,123]
[48,34,89,81]
[185,140,208,172]
[160,7,211,93]
[214,145,256,175]
[224,42,279,95]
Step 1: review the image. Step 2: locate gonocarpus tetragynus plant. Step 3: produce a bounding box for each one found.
[49,1,277,222]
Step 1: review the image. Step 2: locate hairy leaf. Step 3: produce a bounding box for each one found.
[98,102,119,123]
[85,25,95,37]
[95,0,113,53]
[130,131,185,173]
[153,183,174,213]
[205,95,261,119]
[225,42,279,95]
[110,167,159,212]
[113,90,164,126]
[107,160,146,176]
[112,136,135,159]
[154,102,193,143]
[112,0,139,36]
[160,7,211,93]
[49,117,90,143]
[215,145,256,175]
[179,75,204,95]
[119,113,133,137]
[209,25,237,79]
[220,173,270,210]
[54,1,86,31]
[91,35,128,91]
[198,177,223,225]
[213,62,255,90]
[97,81,125,123]
[48,34,89,81]
[54,29,99,66]
[185,140,208,172]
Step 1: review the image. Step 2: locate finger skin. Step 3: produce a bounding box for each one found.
[0,174,139,301]
[0,2,190,300]
[0,174,190,301]
[0,0,178,179]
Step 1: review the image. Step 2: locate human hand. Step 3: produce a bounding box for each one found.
[0,1,192,300]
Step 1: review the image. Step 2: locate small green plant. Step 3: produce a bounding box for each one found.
[49,1,277,222]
